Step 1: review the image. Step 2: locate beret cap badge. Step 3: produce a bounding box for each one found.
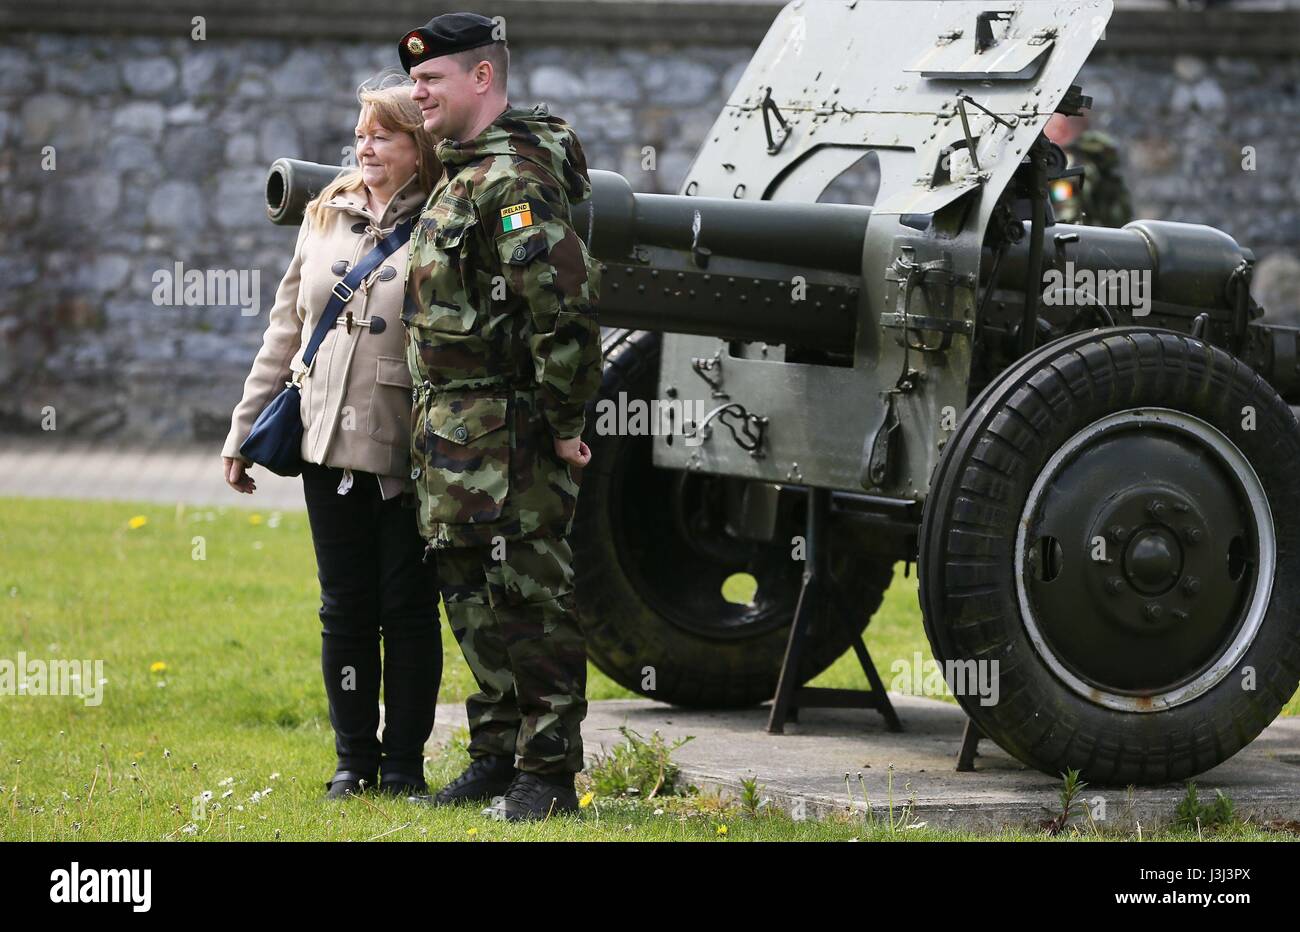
[405,35,426,56]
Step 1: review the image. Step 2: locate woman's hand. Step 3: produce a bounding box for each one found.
[223,456,257,494]
[553,436,591,468]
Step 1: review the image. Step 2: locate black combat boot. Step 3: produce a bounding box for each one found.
[323,770,376,800]
[493,771,580,822]
[411,754,517,806]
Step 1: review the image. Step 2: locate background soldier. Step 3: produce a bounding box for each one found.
[1044,112,1134,228]
[397,13,602,821]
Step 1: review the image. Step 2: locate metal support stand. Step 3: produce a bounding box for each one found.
[956,717,984,772]
[767,487,902,734]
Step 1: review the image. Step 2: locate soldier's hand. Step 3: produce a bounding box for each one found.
[554,436,591,468]
[223,456,257,494]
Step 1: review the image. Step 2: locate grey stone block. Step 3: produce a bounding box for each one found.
[0,45,38,94]
[104,135,158,174]
[162,125,229,180]
[258,119,303,166]
[111,101,166,140]
[641,57,718,106]
[147,180,205,230]
[214,168,271,229]
[123,57,179,96]
[1171,76,1228,113]
[582,66,642,104]
[272,49,334,99]
[22,93,79,141]
[531,64,587,102]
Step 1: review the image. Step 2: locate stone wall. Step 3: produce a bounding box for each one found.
[2,0,1299,442]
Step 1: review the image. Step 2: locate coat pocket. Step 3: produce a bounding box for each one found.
[368,355,414,446]
[414,390,510,524]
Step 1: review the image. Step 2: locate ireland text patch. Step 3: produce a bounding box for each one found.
[500,202,533,232]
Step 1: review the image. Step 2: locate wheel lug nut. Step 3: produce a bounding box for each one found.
[1183,576,1201,596]
[1106,576,1123,595]
[1107,525,1126,542]
[1147,500,1166,519]
[1185,527,1203,544]
[1145,603,1163,620]
[1173,502,1189,513]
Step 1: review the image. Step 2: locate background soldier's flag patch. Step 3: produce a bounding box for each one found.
[501,202,533,232]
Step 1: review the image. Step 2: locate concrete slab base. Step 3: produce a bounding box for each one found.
[429,695,1300,831]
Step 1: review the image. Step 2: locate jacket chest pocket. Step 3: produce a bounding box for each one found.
[403,198,479,334]
[413,390,510,524]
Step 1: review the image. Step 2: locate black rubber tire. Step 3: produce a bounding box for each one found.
[919,327,1300,784]
[572,329,896,708]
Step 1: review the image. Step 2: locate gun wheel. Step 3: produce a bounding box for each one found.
[573,330,896,708]
[920,327,1300,784]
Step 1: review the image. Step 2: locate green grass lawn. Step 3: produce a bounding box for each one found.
[0,496,1293,842]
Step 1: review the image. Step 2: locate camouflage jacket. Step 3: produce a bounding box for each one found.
[402,104,602,549]
[1051,129,1134,228]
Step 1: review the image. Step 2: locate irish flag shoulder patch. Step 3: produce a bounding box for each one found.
[500,202,533,233]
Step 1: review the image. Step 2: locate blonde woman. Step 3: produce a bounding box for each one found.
[221,77,443,799]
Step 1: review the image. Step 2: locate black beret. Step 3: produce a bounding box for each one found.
[399,12,498,74]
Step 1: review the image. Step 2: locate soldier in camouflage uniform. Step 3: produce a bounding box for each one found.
[395,13,602,820]
[1044,113,1134,228]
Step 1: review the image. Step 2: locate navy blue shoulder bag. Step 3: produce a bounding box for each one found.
[239,217,415,477]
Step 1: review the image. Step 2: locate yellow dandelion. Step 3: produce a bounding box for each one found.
[716,824,728,836]
[466,827,478,838]
[579,791,594,809]
[150,661,167,674]
[248,514,264,526]
[127,515,148,529]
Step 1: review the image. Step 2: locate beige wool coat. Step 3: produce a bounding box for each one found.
[222,173,427,495]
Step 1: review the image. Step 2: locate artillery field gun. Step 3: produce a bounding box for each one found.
[267,0,1300,784]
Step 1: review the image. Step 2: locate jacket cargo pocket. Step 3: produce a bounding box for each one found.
[368,355,413,446]
[414,390,510,524]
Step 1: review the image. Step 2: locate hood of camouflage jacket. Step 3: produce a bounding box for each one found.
[435,104,592,204]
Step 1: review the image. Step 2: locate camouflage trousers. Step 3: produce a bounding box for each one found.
[436,535,587,774]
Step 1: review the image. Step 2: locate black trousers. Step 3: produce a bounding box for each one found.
[301,462,441,779]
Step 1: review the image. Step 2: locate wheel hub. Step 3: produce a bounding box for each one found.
[1083,488,1220,638]
[617,453,804,641]
[1122,525,1182,596]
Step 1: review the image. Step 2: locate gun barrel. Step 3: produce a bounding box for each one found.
[266,159,348,225]
[580,170,872,276]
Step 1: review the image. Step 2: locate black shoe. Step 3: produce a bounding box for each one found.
[378,772,429,797]
[323,770,375,800]
[415,754,517,806]
[493,771,579,822]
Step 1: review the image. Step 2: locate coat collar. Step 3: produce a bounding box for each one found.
[323,172,425,228]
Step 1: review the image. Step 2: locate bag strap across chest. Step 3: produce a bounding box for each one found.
[301,217,415,368]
